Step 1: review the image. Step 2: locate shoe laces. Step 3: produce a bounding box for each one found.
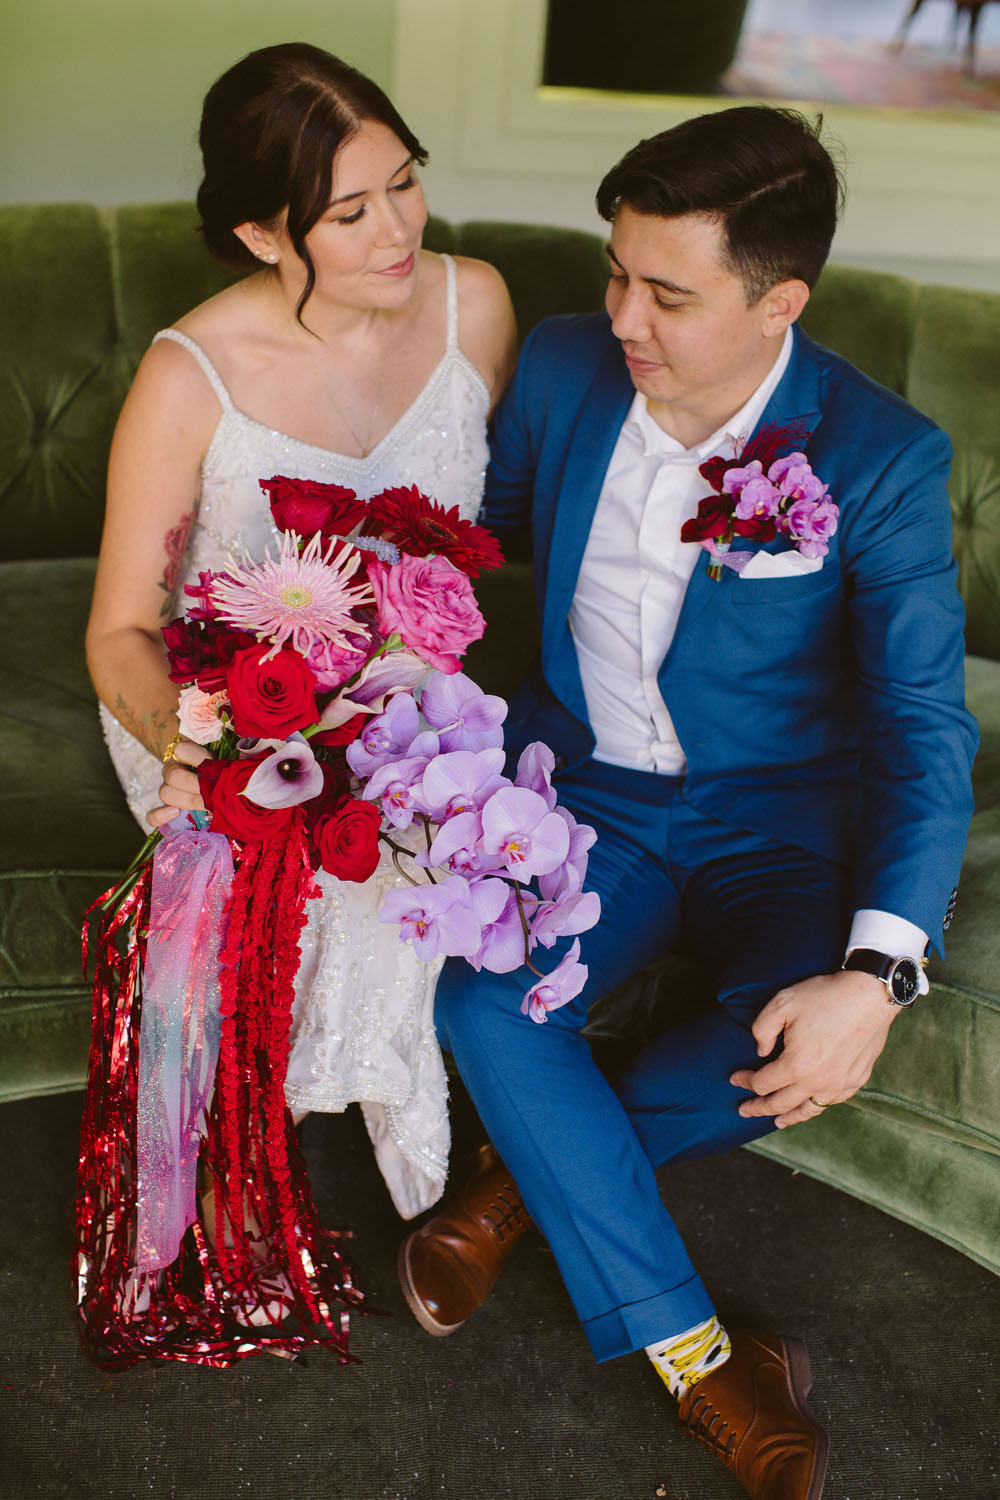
[685,1392,737,1462]
[481,1185,528,1242]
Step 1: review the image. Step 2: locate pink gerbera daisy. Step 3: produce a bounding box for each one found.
[211,531,374,660]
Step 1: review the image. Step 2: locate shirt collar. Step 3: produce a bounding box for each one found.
[626,325,795,463]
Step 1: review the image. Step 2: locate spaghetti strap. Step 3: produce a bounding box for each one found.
[442,253,458,352]
[152,328,234,410]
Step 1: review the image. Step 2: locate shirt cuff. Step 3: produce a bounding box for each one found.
[846,910,930,994]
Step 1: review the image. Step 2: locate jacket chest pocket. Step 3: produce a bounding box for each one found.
[729,563,841,606]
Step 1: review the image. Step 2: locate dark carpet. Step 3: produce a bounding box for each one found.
[1,1087,997,1500]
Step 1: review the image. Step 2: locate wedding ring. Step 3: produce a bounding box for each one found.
[809,1096,832,1109]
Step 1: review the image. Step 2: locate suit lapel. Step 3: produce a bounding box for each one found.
[541,341,635,663]
[760,326,823,445]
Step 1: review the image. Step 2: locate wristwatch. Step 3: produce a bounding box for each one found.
[842,948,925,1006]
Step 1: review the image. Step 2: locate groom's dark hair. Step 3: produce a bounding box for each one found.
[596,106,844,305]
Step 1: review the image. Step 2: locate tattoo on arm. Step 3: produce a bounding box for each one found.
[158,507,197,618]
[113,694,174,757]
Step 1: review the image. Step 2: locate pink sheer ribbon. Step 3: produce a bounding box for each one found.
[135,815,233,1272]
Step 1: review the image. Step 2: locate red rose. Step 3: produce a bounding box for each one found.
[198,758,295,843]
[260,476,368,539]
[162,618,208,684]
[733,512,778,543]
[680,493,732,544]
[312,797,382,882]
[698,455,733,492]
[194,626,256,693]
[225,643,318,739]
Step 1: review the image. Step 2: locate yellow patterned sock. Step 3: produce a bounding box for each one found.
[645,1315,732,1400]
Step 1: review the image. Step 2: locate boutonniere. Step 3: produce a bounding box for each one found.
[680,424,839,581]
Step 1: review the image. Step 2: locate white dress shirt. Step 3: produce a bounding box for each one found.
[568,327,928,974]
[570,328,793,775]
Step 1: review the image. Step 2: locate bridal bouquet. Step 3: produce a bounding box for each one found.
[158,475,601,1014]
[77,476,599,1371]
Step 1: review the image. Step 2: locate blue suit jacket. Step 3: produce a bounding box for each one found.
[484,314,978,955]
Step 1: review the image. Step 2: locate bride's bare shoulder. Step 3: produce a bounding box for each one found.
[448,254,518,406]
[451,254,512,318]
[134,274,279,399]
[172,275,270,352]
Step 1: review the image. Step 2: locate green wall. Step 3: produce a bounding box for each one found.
[0,0,396,204]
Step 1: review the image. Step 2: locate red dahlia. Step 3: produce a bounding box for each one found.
[362,485,503,577]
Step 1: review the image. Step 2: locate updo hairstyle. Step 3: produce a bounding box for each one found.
[196,43,428,317]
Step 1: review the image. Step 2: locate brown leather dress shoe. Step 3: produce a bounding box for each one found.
[677,1329,828,1500]
[398,1144,531,1335]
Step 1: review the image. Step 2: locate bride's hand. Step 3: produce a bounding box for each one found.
[147,739,210,827]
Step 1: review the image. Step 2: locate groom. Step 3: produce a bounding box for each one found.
[399,107,976,1498]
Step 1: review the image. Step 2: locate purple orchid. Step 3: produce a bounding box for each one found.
[514,742,558,810]
[346,693,421,777]
[767,452,810,488]
[780,496,839,558]
[480,786,571,882]
[421,811,506,879]
[734,476,781,521]
[421,671,507,752]
[521,939,589,1024]
[467,879,534,973]
[776,464,828,506]
[362,753,433,829]
[538,807,598,901]
[418,748,509,823]
[529,889,602,950]
[241,732,325,809]
[722,459,764,495]
[378,876,481,961]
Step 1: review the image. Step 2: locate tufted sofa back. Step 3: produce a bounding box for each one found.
[2,201,998,656]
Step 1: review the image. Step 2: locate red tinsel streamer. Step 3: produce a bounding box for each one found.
[75,811,364,1369]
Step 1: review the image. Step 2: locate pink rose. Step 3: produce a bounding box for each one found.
[176,685,229,745]
[305,631,371,691]
[368,555,485,675]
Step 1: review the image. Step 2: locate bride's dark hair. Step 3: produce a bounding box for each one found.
[196,43,428,317]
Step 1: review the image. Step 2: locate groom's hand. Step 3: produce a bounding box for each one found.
[728,970,898,1129]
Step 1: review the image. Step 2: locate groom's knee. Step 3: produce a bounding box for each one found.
[434,957,538,1059]
[432,955,469,1053]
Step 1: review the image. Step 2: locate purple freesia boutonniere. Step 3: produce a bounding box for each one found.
[680,424,839,580]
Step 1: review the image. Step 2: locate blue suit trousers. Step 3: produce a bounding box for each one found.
[434,758,851,1362]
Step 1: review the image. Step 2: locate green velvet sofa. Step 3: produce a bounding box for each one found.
[1,203,997,1277]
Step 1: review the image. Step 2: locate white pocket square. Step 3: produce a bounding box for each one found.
[737,550,824,580]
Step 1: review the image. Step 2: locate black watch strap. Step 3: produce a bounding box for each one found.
[843,948,921,1006]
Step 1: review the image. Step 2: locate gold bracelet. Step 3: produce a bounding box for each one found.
[162,730,182,764]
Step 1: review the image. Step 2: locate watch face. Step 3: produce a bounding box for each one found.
[889,959,919,1005]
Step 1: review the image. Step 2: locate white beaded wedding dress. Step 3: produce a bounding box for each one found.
[100,254,490,1218]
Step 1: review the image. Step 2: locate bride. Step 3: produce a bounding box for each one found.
[85,41,515,1355]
